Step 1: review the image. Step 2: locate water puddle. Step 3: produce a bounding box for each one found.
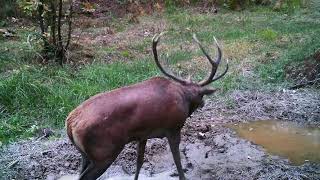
[229,120,320,165]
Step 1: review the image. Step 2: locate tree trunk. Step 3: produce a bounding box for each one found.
[57,0,65,65]
[37,0,49,61]
[50,1,56,46]
[65,0,73,50]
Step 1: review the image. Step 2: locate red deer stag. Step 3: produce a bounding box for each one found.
[66,33,228,180]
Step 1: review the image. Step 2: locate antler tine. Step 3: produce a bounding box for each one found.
[208,38,228,83]
[210,59,229,82]
[193,34,226,86]
[192,34,216,66]
[152,32,186,84]
[212,36,222,65]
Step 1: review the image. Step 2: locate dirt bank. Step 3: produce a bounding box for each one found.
[0,89,319,180]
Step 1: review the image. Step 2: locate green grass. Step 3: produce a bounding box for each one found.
[0,1,320,143]
[0,59,159,143]
[165,2,320,84]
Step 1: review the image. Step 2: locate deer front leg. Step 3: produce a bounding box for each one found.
[134,140,147,180]
[167,131,186,180]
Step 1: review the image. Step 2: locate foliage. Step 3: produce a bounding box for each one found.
[80,1,96,13]
[0,0,18,18]
[17,0,73,65]
[16,0,37,16]
[258,29,278,41]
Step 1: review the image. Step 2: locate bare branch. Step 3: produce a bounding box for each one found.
[289,78,320,90]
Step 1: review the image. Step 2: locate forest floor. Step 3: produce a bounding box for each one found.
[1,89,319,180]
[1,1,320,180]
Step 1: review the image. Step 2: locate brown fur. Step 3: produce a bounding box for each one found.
[66,33,226,180]
[66,77,215,179]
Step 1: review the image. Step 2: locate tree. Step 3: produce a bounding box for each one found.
[18,0,73,65]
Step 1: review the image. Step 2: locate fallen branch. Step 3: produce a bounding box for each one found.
[288,78,320,90]
[7,160,19,168]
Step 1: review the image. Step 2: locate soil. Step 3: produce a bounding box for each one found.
[73,0,165,18]
[1,89,319,180]
[285,50,320,88]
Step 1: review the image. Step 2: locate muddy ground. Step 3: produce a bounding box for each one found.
[0,89,319,180]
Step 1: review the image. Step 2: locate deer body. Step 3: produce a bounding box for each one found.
[67,77,194,157]
[66,33,228,180]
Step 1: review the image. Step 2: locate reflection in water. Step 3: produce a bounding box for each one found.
[229,120,320,165]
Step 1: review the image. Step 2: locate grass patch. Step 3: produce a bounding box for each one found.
[258,29,278,41]
[0,59,159,143]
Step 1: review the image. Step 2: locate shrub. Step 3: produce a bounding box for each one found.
[0,0,18,18]
[17,0,74,65]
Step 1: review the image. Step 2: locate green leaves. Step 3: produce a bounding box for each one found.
[258,29,278,41]
[17,0,39,16]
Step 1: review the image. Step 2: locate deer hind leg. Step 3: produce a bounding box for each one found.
[167,131,186,180]
[134,140,147,180]
[79,146,123,180]
[79,161,110,180]
[80,153,90,174]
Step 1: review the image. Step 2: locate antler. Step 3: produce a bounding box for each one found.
[192,34,228,86]
[152,33,187,84]
[152,33,228,86]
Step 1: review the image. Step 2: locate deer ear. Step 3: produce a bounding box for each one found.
[200,88,218,96]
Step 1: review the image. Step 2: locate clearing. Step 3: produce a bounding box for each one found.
[0,1,319,179]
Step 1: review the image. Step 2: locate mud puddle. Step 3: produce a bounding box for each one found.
[229,120,320,165]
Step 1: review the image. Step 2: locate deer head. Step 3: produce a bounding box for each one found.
[152,32,228,114]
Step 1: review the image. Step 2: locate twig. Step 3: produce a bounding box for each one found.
[7,160,19,168]
[36,134,47,141]
[288,78,320,90]
[27,34,46,62]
